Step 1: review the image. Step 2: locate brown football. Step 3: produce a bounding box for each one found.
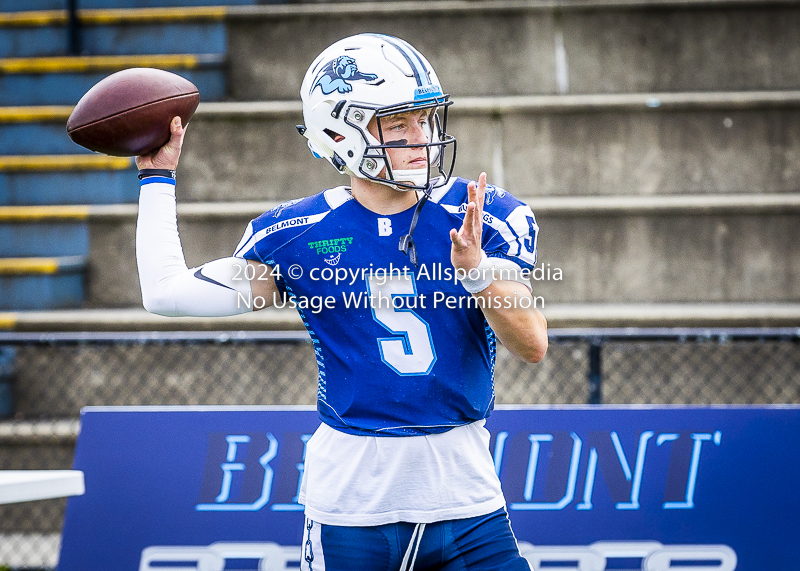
[67,68,200,157]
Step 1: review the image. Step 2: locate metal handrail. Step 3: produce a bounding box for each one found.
[1,327,797,345]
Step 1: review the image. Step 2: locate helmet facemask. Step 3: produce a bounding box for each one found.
[352,96,457,193]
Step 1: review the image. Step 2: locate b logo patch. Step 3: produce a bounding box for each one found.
[378,218,392,236]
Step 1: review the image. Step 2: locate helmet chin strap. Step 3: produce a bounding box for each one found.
[391,169,429,189]
[398,181,433,267]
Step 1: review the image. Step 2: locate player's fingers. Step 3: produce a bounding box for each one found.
[477,172,487,211]
[170,117,186,143]
[470,198,483,240]
[461,201,475,236]
[467,175,485,240]
[467,179,477,207]
[161,118,185,159]
[449,227,465,250]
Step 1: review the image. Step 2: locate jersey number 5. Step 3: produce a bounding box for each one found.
[367,274,437,375]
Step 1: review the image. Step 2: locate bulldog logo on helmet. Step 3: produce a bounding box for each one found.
[311,55,379,95]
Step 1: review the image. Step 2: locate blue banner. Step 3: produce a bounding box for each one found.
[59,405,800,570]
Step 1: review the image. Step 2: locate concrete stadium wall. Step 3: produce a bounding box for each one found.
[224,2,800,100]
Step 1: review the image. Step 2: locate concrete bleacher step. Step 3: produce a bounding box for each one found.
[0,205,88,311]
[222,0,800,100]
[0,256,86,310]
[0,0,262,10]
[0,155,136,205]
[0,206,88,261]
[0,7,227,58]
[0,204,90,311]
[178,92,800,202]
[0,106,83,156]
[0,54,225,105]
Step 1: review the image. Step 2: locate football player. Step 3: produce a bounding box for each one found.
[136,34,547,571]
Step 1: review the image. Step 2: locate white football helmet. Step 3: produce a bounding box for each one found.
[298,33,456,192]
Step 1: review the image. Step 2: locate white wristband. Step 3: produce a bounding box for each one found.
[458,251,495,294]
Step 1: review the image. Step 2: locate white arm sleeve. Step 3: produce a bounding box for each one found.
[136,179,253,317]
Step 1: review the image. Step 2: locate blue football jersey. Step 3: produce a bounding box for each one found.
[235,177,539,436]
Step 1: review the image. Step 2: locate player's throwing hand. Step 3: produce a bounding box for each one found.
[450,171,487,273]
[135,116,186,171]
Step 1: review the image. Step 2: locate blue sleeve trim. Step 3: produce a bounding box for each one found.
[139,176,176,187]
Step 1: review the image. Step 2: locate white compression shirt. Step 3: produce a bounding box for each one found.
[298,420,506,526]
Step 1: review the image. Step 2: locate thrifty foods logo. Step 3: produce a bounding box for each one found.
[308,237,354,267]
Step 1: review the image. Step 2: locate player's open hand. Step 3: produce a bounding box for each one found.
[450,172,487,273]
[135,116,186,171]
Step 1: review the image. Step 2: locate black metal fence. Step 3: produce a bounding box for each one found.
[0,327,798,569]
